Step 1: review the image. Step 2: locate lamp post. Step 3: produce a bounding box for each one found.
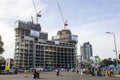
[105,32,119,74]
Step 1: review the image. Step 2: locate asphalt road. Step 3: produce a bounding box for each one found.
[0,71,120,80]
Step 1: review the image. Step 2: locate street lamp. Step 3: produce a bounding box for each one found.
[105,32,119,74]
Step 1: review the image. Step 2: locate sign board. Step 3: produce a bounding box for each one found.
[53,35,60,40]
[72,35,78,41]
[31,30,39,37]
[5,59,10,70]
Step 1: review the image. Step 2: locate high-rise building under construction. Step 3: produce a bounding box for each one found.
[14,20,78,69]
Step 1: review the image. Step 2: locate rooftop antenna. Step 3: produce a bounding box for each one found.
[57,3,68,29]
[32,0,41,24]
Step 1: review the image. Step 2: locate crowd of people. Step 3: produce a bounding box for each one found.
[24,69,40,79]
[22,67,118,79]
[74,67,116,77]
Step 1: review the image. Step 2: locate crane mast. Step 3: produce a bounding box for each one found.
[32,0,41,24]
[57,3,68,29]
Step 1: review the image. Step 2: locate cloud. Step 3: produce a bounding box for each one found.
[0,0,47,58]
[70,16,120,59]
[0,0,120,59]
[0,22,15,58]
[0,0,47,22]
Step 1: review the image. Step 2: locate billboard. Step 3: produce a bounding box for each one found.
[30,30,39,37]
[55,41,59,44]
[5,59,10,70]
[53,35,60,40]
[72,35,78,41]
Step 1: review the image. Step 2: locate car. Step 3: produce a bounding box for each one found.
[1,70,9,74]
[60,68,66,71]
[35,68,44,72]
[9,69,16,74]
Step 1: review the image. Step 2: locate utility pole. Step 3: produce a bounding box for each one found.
[106,32,119,74]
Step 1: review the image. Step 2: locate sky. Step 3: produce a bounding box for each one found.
[0,0,120,59]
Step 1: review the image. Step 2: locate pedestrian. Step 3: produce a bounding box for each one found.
[101,68,105,76]
[67,68,69,72]
[76,69,79,74]
[56,69,59,76]
[83,68,86,75]
[33,69,36,79]
[105,68,108,77]
[107,69,111,77]
[33,69,40,79]
[24,69,28,77]
[80,69,83,75]
[94,69,98,76]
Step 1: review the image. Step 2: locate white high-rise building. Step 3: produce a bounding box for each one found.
[80,42,93,61]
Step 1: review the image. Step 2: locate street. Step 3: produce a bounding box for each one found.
[0,71,120,80]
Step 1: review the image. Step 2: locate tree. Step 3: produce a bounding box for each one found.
[113,59,120,66]
[0,56,6,66]
[0,35,4,55]
[101,58,113,66]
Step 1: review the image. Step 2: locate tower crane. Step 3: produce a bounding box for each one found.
[57,3,68,30]
[32,0,41,24]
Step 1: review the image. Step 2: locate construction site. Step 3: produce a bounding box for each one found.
[14,0,78,69]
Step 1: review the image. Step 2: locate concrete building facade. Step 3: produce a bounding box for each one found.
[80,42,93,61]
[14,20,78,69]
